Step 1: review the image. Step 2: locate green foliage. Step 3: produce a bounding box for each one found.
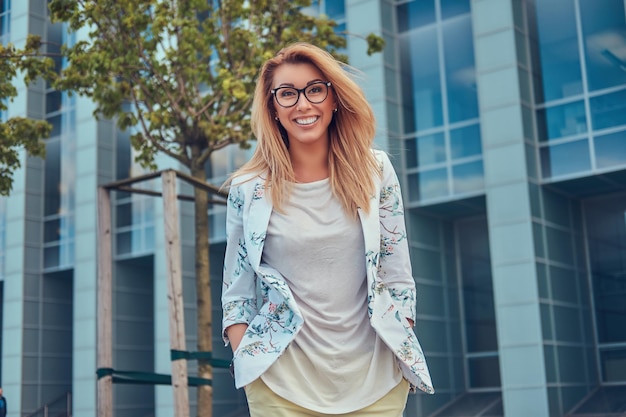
[365,33,386,55]
[48,0,384,171]
[0,37,55,196]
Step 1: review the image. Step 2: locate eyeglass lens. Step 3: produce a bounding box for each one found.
[274,82,329,107]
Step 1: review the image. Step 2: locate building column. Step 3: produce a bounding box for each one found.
[2,0,46,414]
[472,0,550,416]
[72,98,107,416]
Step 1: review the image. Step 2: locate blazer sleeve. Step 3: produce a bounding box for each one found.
[221,182,258,346]
[377,151,417,324]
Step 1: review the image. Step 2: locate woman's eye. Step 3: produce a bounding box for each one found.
[280,89,296,97]
[308,86,322,94]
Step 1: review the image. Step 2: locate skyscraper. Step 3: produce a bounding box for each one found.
[2,0,626,416]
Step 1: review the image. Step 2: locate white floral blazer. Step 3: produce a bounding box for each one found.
[221,150,434,394]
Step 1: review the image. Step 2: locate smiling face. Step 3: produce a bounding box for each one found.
[272,62,336,150]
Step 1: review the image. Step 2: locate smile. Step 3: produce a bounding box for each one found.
[294,116,319,125]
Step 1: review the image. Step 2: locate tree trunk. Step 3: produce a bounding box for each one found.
[192,166,213,417]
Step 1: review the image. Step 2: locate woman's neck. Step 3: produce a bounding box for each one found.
[289,141,330,183]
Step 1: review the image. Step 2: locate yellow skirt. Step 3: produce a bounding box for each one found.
[244,377,410,417]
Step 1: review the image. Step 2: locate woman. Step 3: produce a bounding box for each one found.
[221,42,433,416]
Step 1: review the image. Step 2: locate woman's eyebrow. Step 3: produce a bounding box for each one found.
[276,79,324,88]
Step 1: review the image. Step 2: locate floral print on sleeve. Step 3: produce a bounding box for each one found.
[221,182,259,344]
[376,151,417,324]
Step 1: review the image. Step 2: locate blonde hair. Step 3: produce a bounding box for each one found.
[230,42,380,216]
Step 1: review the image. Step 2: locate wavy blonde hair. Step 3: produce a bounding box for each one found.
[230,42,380,216]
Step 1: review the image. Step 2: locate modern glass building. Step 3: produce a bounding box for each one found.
[2,0,626,416]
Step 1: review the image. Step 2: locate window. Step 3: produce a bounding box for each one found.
[457,217,501,390]
[579,0,626,92]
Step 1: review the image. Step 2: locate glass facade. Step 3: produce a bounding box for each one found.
[585,194,626,383]
[43,24,76,270]
[112,106,160,258]
[398,0,482,205]
[112,123,157,257]
[0,0,9,45]
[457,217,499,390]
[531,0,626,181]
[395,0,626,416]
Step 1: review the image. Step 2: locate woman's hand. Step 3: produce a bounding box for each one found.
[225,323,249,352]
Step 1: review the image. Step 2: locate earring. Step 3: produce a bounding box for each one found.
[333,108,338,113]
[274,116,279,121]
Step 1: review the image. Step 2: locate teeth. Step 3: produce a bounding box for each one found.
[295,116,318,125]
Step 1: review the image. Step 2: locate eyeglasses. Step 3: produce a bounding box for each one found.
[271,81,332,108]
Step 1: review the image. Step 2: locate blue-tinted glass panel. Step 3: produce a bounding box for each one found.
[585,196,626,345]
[144,198,155,222]
[116,133,131,181]
[144,226,154,251]
[116,203,131,227]
[325,0,344,19]
[46,91,62,113]
[579,0,626,92]
[211,210,227,240]
[452,161,484,194]
[443,15,478,123]
[595,130,626,169]
[450,124,481,159]
[132,200,145,224]
[537,101,586,142]
[397,0,435,32]
[590,89,626,131]
[541,140,591,178]
[44,246,59,268]
[574,386,626,413]
[468,356,501,388]
[59,240,74,266]
[47,115,62,137]
[58,216,73,241]
[415,132,445,167]
[441,0,470,20]
[400,27,443,133]
[408,168,448,202]
[458,217,497,352]
[44,219,61,242]
[132,228,145,252]
[116,231,131,255]
[594,269,626,343]
[45,139,61,215]
[0,12,8,41]
[405,138,418,169]
[0,198,5,278]
[532,0,582,102]
[0,0,9,40]
[545,227,574,267]
[601,349,626,382]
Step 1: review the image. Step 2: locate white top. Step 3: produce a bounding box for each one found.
[260,178,402,413]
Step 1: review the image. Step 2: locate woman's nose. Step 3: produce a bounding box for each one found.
[296,94,312,110]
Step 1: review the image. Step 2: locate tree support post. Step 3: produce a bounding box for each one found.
[97,186,113,417]
[162,170,190,417]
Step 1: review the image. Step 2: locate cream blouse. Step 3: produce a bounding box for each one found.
[260,178,402,413]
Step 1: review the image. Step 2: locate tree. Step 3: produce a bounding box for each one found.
[0,37,54,196]
[46,0,384,415]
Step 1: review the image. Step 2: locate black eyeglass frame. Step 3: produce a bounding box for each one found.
[271,81,332,108]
